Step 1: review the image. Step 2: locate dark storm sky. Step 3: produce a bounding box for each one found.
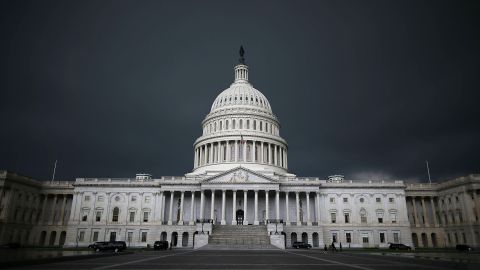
[1,0,479,182]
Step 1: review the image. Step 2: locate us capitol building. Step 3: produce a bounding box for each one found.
[1,49,479,249]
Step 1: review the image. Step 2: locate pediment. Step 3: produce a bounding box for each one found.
[202,167,277,184]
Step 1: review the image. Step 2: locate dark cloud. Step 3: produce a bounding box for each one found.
[1,0,479,182]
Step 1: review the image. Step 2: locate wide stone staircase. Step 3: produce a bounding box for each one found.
[204,225,276,249]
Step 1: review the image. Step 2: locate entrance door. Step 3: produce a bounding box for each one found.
[236,210,244,225]
[109,232,116,242]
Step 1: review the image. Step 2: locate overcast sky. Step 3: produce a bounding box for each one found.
[1,0,479,182]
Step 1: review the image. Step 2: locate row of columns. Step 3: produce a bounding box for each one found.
[194,140,287,169]
[409,196,438,227]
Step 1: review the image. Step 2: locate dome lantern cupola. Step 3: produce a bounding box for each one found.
[234,46,248,83]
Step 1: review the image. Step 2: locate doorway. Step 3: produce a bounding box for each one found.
[110,232,116,242]
[236,209,244,225]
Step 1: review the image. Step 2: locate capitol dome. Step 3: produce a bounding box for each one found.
[189,47,289,176]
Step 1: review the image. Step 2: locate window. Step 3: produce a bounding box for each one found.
[112,207,119,222]
[360,198,365,203]
[376,198,381,203]
[380,233,385,243]
[127,232,133,243]
[343,198,348,203]
[131,196,137,202]
[79,231,85,242]
[346,233,352,243]
[332,233,337,243]
[393,233,399,243]
[360,210,367,223]
[95,211,102,222]
[84,196,90,201]
[331,213,336,223]
[141,232,147,242]
[390,213,397,223]
[129,211,135,222]
[143,212,149,222]
[389,198,394,203]
[344,213,350,223]
[82,210,88,221]
[456,196,459,202]
[362,233,369,243]
[93,231,99,242]
[97,196,104,202]
[145,196,151,203]
[330,197,335,203]
[378,217,383,223]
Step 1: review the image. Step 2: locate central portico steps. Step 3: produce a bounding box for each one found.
[203,225,276,250]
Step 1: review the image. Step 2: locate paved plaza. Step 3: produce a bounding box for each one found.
[14,249,479,270]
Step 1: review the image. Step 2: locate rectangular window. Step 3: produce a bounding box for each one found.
[376,198,381,203]
[145,196,151,203]
[131,196,137,202]
[343,198,348,203]
[331,213,336,223]
[393,233,399,243]
[346,233,351,243]
[84,196,90,201]
[129,212,135,222]
[332,233,337,243]
[141,232,147,242]
[82,210,88,221]
[344,213,350,223]
[97,196,104,202]
[127,232,133,243]
[380,233,385,243]
[390,213,397,223]
[361,214,367,223]
[143,212,149,222]
[378,217,383,223]
[330,197,335,203]
[95,211,102,222]
[93,231,99,242]
[362,233,369,243]
[389,198,394,203]
[79,231,85,242]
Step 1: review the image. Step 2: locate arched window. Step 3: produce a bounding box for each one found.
[246,120,250,129]
[240,119,243,129]
[226,120,229,130]
[112,207,119,222]
[220,121,222,130]
[233,119,236,129]
[360,208,367,223]
[260,121,263,131]
[214,122,217,132]
[253,120,256,130]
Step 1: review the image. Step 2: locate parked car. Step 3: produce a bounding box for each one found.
[292,241,312,249]
[154,241,169,250]
[456,244,472,251]
[88,241,127,252]
[389,243,412,251]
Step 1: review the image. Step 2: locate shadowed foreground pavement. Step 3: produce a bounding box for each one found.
[15,249,480,270]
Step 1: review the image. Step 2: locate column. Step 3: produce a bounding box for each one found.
[210,190,215,223]
[285,192,290,225]
[217,142,221,162]
[226,141,231,162]
[275,190,280,220]
[243,140,247,162]
[261,142,264,163]
[168,192,174,225]
[254,190,259,225]
[159,192,164,223]
[316,192,321,225]
[59,195,67,225]
[285,150,288,169]
[252,141,256,162]
[179,191,185,225]
[411,197,418,225]
[274,145,277,166]
[265,190,269,224]
[234,141,238,162]
[473,191,480,223]
[243,190,248,225]
[194,148,197,168]
[221,190,226,225]
[49,195,58,224]
[203,145,207,165]
[306,192,311,225]
[296,192,300,226]
[231,190,237,225]
[268,144,273,164]
[430,196,438,226]
[209,143,213,163]
[421,197,429,226]
[199,190,205,220]
[189,192,195,225]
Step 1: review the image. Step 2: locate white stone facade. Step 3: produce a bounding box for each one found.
[1,51,478,249]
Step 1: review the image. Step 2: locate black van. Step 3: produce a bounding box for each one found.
[89,241,127,252]
[154,241,169,250]
[389,243,412,250]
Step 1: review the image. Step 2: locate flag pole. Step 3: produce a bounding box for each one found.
[51,160,57,183]
[425,160,431,185]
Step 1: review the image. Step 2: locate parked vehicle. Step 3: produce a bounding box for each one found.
[292,241,312,249]
[456,244,472,251]
[154,241,169,250]
[88,241,127,252]
[389,243,412,250]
